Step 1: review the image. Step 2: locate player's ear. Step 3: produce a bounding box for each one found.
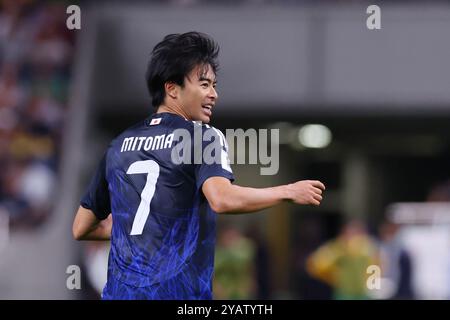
[165,81,179,99]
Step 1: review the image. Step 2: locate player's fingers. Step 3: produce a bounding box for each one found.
[311,180,326,190]
[310,198,321,206]
[313,194,322,202]
[312,187,323,195]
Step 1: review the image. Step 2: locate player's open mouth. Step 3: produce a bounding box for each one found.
[202,105,213,116]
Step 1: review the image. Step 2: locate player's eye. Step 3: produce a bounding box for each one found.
[201,83,209,88]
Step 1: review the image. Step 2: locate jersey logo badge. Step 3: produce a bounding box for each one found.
[150,118,162,125]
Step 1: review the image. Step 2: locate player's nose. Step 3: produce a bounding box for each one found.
[209,86,218,101]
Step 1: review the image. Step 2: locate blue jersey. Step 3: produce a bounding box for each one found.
[80,112,234,299]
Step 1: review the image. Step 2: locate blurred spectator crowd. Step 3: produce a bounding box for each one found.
[0,0,75,230]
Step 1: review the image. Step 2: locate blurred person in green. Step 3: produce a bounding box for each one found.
[306,219,379,300]
[213,224,256,299]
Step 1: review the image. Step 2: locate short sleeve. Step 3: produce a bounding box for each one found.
[195,126,234,190]
[80,152,111,220]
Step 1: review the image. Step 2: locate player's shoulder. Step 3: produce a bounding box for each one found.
[183,121,226,145]
[187,121,225,136]
[204,123,227,142]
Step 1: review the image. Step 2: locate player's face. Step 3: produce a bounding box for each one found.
[179,64,218,123]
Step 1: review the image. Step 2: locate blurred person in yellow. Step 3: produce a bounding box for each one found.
[306,219,379,300]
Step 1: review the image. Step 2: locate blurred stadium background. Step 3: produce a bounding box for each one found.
[1,0,450,299]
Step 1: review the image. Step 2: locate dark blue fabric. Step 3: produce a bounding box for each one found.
[81,113,234,299]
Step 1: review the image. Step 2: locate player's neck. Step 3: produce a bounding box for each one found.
[156,104,189,121]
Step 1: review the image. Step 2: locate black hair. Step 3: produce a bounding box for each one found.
[146,32,220,108]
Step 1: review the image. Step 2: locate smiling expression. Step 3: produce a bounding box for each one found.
[177,64,218,124]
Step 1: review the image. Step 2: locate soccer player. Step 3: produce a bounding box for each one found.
[72,32,325,300]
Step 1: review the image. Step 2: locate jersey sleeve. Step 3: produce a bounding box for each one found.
[194,125,235,190]
[80,152,111,220]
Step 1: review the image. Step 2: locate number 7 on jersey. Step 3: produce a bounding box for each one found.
[126,160,160,235]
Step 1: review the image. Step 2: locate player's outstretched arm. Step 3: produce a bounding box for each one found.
[72,206,112,241]
[202,177,325,214]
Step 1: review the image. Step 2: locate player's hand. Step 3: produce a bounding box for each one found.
[287,180,325,206]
